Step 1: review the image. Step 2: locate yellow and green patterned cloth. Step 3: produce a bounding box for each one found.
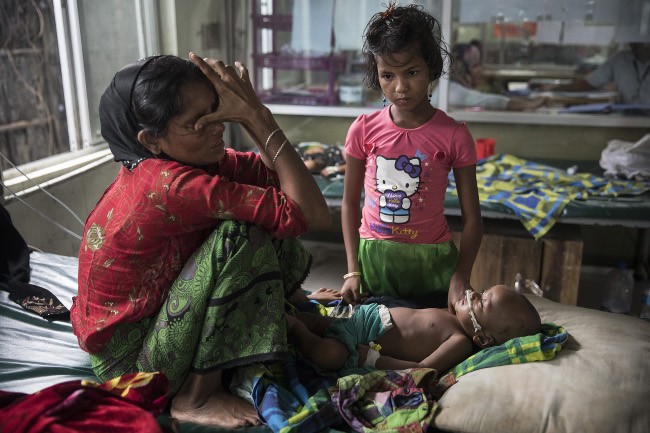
[451,322,567,379]
[447,154,650,239]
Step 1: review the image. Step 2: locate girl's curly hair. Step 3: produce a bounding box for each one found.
[362,2,451,91]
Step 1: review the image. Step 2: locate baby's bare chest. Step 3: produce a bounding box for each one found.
[381,308,460,358]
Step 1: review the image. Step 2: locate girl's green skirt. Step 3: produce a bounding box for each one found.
[358,238,458,299]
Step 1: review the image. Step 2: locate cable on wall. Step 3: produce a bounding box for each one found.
[0,150,84,240]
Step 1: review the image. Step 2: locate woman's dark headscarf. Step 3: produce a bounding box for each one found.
[99,55,216,169]
[99,56,162,169]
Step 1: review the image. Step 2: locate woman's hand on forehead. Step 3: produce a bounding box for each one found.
[189,52,264,130]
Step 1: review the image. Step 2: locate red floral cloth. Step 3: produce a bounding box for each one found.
[71,149,307,353]
[0,372,169,433]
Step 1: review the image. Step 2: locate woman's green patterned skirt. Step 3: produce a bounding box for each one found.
[90,220,312,394]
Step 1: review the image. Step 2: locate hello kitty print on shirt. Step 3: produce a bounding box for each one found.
[375,155,421,224]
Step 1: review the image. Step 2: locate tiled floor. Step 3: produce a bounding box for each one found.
[301,240,347,291]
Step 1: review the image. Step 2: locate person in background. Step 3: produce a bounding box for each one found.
[287,285,542,374]
[450,41,494,91]
[438,42,551,111]
[450,43,481,89]
[71,53,331,429]
[340,2,483,312]
[434,81,551,111]
[469,39,491,92]
[531,42,650,104]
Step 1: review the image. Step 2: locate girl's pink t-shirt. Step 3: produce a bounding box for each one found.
[345,107,476,244]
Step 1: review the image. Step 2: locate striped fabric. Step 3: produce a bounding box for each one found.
[447,154,650,239]
[451,322,568,379]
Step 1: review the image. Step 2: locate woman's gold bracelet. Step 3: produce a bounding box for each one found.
[343,271,362,280]
[272,139,288,164]
[264,128,282,152]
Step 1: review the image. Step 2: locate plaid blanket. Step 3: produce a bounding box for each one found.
[247,356,454,433]
[447,154,650,239]
[451,322,568,379]
[332,368,454,433]
[250,356,342,433]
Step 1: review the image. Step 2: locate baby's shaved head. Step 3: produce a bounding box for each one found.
[494,287,541,344]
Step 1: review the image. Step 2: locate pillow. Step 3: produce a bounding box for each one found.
[450,322,567,379]
[433,294,650,433]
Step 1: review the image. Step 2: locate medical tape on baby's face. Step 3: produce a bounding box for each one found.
[465,290,482,333]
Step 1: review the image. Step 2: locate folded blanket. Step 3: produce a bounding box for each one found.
[451,322,568,379]
[333,368,455,433]
[447,154,650,239]
[0,372,168,433]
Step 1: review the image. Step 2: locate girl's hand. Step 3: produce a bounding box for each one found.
[189,53,265,130]
[447,272,472,314]
[340,277,364,305]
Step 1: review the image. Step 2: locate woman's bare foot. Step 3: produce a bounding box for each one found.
[307,287,341,304]
[171,389,260,428]
[170,371,260,428]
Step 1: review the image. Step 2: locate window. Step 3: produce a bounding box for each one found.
[1,0,155,194]
[1,1,69,167]
[251,0,443,107]
[444,0,635,113]
[1,0,244,183]
[251,0,648,127]
[76,0,149,145]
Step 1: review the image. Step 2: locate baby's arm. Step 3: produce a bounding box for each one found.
[358,344,421,370]
[358,334,472,373]
[417,334,473,372]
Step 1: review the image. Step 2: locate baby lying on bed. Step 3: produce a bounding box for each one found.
[287,285,541,373]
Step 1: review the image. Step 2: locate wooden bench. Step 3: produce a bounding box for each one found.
[449,217,583,305]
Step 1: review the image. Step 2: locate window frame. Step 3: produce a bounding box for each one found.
[2,0,160,200]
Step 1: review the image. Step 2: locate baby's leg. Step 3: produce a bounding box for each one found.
[171,369,260,428]
[287,315,349,371]
[295,310,336,335]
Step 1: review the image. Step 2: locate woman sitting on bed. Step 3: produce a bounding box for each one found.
[287,285,541,373]
[70,53,331,428]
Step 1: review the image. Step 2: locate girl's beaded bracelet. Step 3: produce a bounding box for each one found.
[342,271,362,280]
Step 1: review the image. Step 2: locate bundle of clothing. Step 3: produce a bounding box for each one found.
[296,142,346,178]
[599,134,650,181]
[0,204,69,321]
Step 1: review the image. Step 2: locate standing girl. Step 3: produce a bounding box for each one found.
[340,3,483,311]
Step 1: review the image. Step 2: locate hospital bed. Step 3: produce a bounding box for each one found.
[0,250,648,433]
